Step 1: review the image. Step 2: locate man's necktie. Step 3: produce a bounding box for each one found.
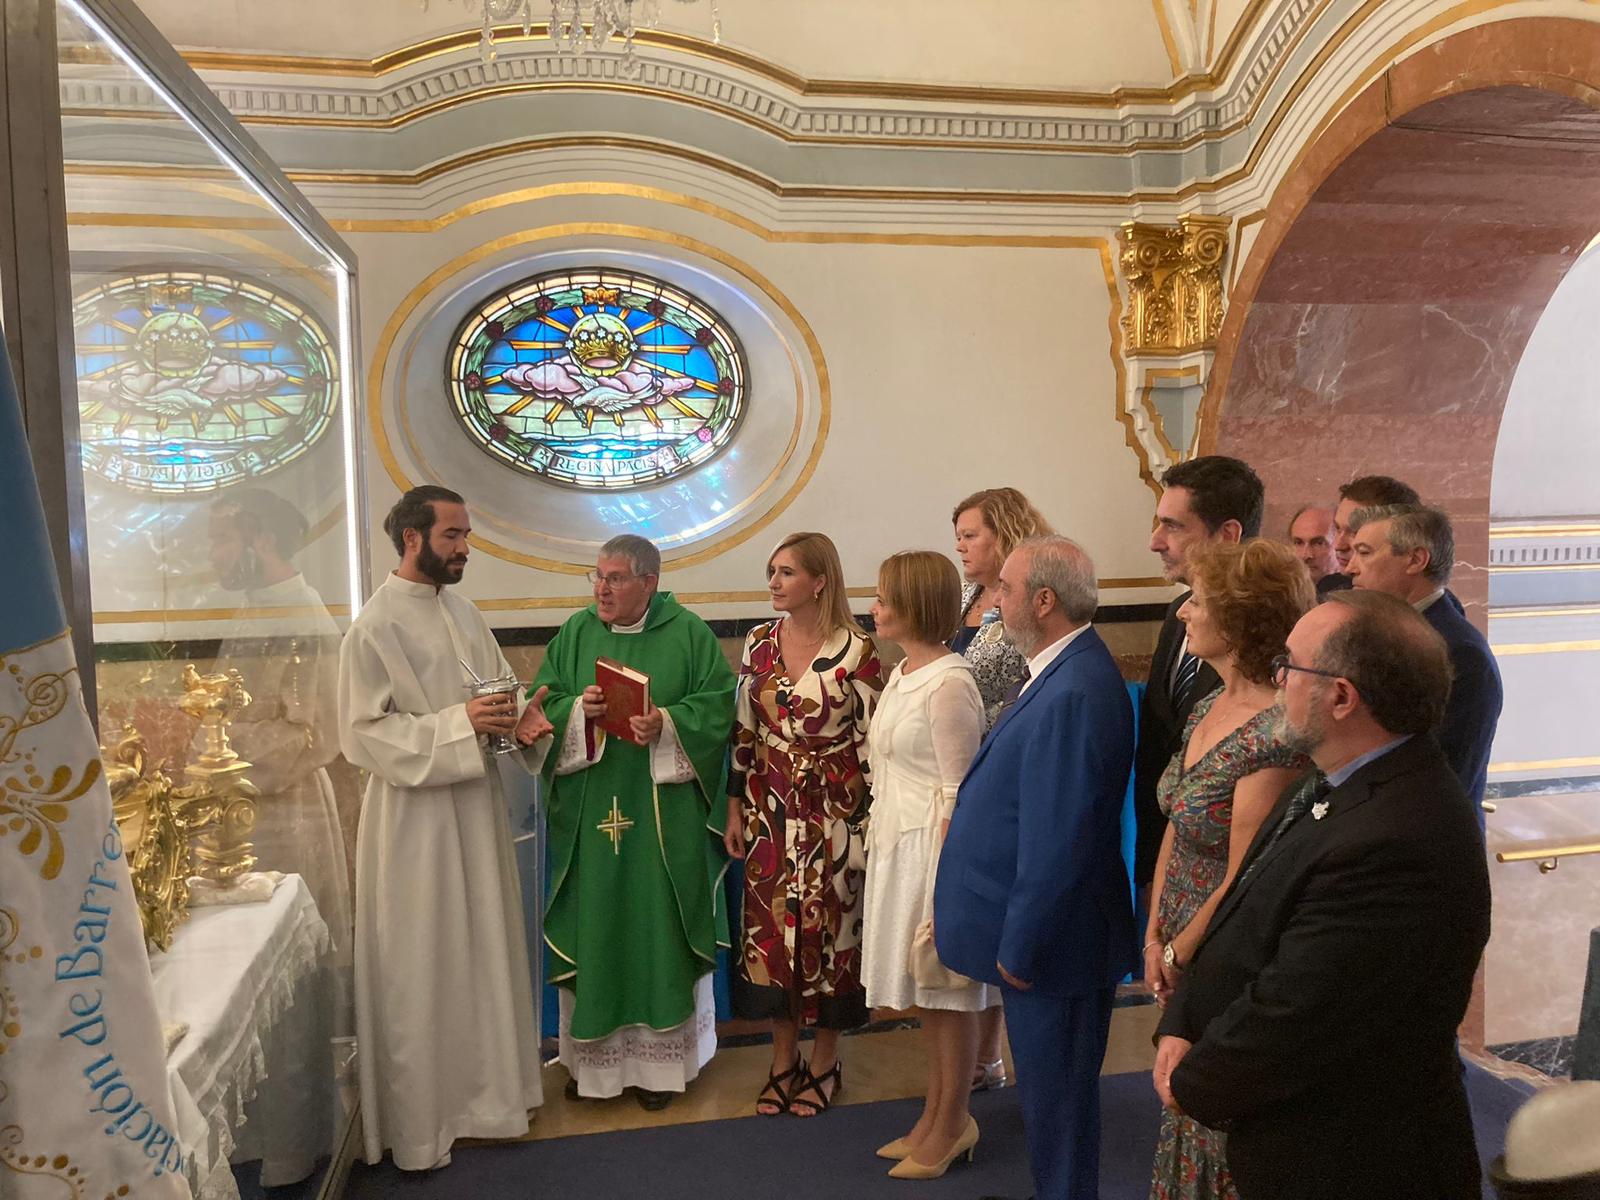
[1171,649,1201,713]
[997,666,1031,714]
[1241,774,1330,881]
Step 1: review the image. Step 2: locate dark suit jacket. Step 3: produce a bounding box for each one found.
[934,626,1137,997]
[1134,594,1220,885]
[1158,735,1491,1200]
[1424,589,1504,819]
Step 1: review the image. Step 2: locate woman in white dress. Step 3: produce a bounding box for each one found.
[863,550,998,1180]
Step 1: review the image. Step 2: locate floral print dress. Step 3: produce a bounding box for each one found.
[729,619,883,1029]
[1149,691,1312,1200]
[954,581,1030,729]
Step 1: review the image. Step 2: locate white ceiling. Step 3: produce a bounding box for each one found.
[135,0,1178,92]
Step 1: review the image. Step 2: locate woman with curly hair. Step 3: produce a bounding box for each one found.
[725,532,884,1118]
[1145,538,1316,1200]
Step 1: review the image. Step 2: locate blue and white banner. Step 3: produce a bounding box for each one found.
[0,345,188,1195]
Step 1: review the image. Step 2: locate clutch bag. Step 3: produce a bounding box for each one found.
[909,918,970,991]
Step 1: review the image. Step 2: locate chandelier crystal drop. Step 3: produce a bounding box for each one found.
[423,0,718,75]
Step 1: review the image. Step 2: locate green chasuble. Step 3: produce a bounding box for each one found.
[531,591,735,1040]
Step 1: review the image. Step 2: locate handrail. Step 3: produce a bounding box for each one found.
[1494,841,1600,874]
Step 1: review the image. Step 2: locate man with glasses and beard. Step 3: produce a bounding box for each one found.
[338,485,550,1171]
[1151,590,1491,1199]
[523,533,735,1111]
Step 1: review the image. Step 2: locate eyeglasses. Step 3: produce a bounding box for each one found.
[587,570,640,589]
[1269,654,1348,689]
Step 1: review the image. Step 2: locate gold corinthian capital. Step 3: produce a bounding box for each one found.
[1117,215,1231,354]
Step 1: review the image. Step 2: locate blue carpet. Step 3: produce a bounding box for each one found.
[346,1064,1532,1199]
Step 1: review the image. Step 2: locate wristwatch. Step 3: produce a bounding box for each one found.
[1162,942,1179,971]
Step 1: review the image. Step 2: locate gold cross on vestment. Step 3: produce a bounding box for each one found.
[597,796,634,854]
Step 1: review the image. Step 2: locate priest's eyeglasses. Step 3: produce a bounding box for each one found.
[1269,654,1346,688]
[587,570,639,589]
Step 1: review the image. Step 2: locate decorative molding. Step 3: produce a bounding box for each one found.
[171,3,1272,101]
[1118,215,1230,352]
[59,0,1325,155]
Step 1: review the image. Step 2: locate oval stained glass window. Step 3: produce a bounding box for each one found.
[447,268,747,489]
[72,270,338,495]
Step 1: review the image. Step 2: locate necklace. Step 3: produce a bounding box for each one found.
[781,619,826,675]
[972,581,1000,619]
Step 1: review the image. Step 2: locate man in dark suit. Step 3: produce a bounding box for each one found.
[1154,590,1491,1200]
[935,535,1136,1200]
[1317,473,1420,598]
[1136,456,1263,890]
[1348,502,1503,824]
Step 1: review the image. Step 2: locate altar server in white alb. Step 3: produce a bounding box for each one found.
[338,484,552,1171]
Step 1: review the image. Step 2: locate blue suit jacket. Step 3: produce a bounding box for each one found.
[1423,590,1503,817]
[933,626,1137,998]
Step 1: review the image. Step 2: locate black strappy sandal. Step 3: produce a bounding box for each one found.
[788,1060,842,1117]
[756,1056,805,1117]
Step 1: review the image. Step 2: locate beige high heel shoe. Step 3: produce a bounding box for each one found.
[875,1137,912,1160]
[886,1116,979,1180]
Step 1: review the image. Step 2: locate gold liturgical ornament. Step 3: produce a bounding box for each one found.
[175,665,260,885]
[105,730,192,951]
[105,665,265,948]
[1117,215,1230,354]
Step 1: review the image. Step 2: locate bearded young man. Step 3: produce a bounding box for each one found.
[338,485,550,1170]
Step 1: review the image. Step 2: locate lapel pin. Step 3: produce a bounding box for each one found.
[1312,800,1329,821]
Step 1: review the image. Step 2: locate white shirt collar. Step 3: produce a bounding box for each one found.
[610,608,649,634]
[1020,623,1092,695]
[1413,587,1446,613]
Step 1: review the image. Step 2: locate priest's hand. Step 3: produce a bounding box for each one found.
[579,685,608,722]
[467,692,517,735]
[514,685,553,745]
[629,701,664,743]
[723,796,746,860]
[1153,1036,1192,1114]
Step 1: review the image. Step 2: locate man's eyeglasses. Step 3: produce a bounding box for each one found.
[1269,654,1347,689]
[587,571,640,589]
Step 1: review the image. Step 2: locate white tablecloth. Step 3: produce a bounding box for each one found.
[149,875,330,1200]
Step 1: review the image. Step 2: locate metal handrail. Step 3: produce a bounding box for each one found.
[1494,841,1600,874]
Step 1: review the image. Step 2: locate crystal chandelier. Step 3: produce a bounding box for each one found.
[424,0,721,75]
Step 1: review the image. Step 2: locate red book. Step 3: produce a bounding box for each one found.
[595,657,651,745]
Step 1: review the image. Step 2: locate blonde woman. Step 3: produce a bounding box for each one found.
[950,486,1052,1091]
[951,488,1054,728]
[863,551,993,1179]
[726,532,884,1117]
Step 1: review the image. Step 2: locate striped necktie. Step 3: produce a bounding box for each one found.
[1171,649,1201,712]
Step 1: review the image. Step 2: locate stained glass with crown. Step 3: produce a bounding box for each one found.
[448,268,747,489]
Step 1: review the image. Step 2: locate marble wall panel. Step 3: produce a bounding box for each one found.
[1484,790,1600,1045]
[1206,25,1600,636]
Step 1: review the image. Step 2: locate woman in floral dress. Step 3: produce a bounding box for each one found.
[726,531,883,1117]
[1146,540,1315,1200]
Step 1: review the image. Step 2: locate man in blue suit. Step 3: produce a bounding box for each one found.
[1347,503,1503,825]
[935,535,1137,1200]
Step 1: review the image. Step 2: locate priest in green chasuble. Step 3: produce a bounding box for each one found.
[517,534,735,1109]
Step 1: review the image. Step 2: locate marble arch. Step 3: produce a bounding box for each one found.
[1200,18,1600,620]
